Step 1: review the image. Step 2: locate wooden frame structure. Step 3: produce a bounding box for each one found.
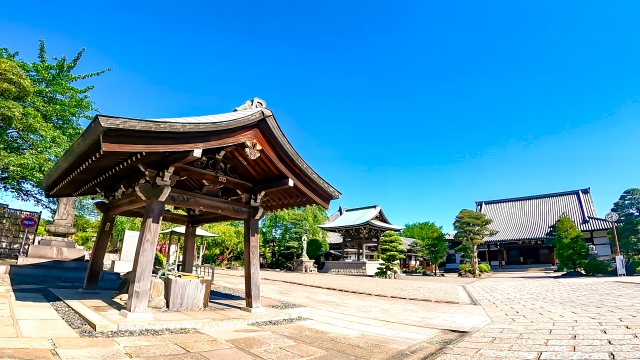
[42,100,340,314]
[320,205,404,261]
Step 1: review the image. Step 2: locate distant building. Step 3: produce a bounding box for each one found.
[448,188,612,267]
[320,205,420,269]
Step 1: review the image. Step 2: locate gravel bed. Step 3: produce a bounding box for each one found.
[212,285,304,310]
[249,316,309,327]
[211,286,245,298]
[267,301,303,310]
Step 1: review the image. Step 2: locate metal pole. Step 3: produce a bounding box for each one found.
[613,222,621,256]
[19,229,28,256]
[167,233,173,266]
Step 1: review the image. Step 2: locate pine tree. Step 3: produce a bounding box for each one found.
[453,209,498,276]
[554,215,589,271]
[375,231,406,279]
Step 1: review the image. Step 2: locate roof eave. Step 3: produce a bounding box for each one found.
[41,115,106,193]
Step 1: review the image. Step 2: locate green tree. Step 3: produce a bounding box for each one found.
[201,221,244,266]
[610,188,640,258]
[0,41,110,210]
[260,205,328,269]
[402,221,448,274]
[554,215,589,271]
[111,216,142,251]
[306,238,329,260]
[73,214,100,250]
[375,231,406,279]
[453,209,498,276]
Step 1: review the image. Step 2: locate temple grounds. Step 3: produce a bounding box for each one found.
[0,269,640,359]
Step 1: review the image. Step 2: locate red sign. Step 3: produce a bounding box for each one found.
[20,216,37,229]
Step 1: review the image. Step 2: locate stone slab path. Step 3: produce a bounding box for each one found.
[435,272,640,360]
[8,289,78,338]
[217,269,473,304]
[0,270,493,359]
[215,274,490,332]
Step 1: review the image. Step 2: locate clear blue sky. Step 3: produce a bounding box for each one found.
[2,1,640,232]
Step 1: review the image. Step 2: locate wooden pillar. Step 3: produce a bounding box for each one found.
[362,239,366,261]
[83,212,116,289]
[243,217,261,310]
[485,247,490,266]
[126,198,165,314]
[181,223,197,273]
[340,239,345,260]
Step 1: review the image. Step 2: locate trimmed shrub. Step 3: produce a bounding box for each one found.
[459,264,473,274]
[478,264,491,273]
[154,252,166,268]
[306,238,329,260]
[583,259,611,276]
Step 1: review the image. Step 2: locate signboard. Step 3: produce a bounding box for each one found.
[616,255,626,276]
[19,216,37,229]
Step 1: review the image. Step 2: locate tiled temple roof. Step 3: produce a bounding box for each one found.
[475,188,611,244]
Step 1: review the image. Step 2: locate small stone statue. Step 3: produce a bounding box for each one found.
[301,235,309,260]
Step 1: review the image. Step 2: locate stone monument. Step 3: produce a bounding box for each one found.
[110,230,138,273]
[20,197,86,263]
[293,235,315,272]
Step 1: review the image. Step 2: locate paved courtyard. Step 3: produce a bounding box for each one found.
[2,269,640,359]
[436,271,640,360]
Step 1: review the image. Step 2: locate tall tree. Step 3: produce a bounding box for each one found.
[554,215,589,271]
[610,188,640,257]
[259,205,328,269]
[402,221,448,274]
[201,221,244,266]
[375,231,406,279]
[453,209,497,276]
[0,41,110,210]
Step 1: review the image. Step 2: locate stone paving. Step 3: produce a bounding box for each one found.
[435,272,640,360]
[0,270,490,359]
[217,269,474,304]
[215,274,490,332]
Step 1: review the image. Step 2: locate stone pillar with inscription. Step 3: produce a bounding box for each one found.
[20,198,86,262]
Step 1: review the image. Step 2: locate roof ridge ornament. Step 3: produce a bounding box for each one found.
[233,98,266,112]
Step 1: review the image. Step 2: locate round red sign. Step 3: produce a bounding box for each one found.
[20,216,37,229]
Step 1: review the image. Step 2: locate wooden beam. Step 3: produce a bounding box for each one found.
[189,212,235,225]
[118,208,189,225]
[94,193,145,215]
[165,188,249,220]
[173,166,253,193]
[242,217,261,311]
[108,192,145,214]
[83,212,116,289]
[252,177,293,194]
[164,150,202,169]
[126,198,165,314]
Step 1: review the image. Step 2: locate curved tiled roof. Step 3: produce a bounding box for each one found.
[318,205,404,232]
[476,188,611,243]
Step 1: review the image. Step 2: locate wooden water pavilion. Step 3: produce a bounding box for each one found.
[41,98,340,315]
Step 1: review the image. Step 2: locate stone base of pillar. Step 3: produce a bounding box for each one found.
[241,306,266,313]
[293,259,316,273]
[119,310,154,319]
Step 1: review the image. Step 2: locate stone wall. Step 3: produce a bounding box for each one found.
[0,204,41,257]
